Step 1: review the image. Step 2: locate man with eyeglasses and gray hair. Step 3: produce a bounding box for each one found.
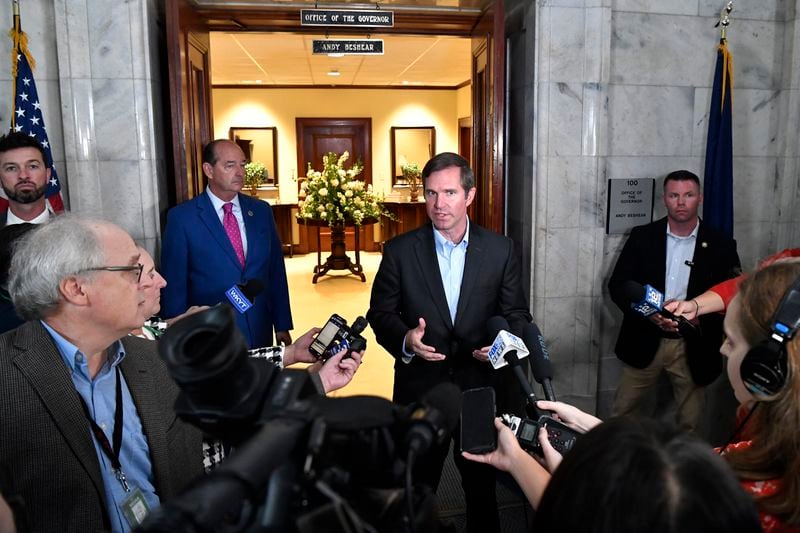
[0,215,203,533]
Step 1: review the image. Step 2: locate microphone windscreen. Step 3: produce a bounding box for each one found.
[621,280,646,304]
[351,315,368,335]
[242,279,265,299]
[421,382,462,435]
[487,315,510,339]
[524,322,553,382]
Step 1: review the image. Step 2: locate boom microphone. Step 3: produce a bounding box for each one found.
[523,322,557,402]
[621,281,699,336]
[405,382,461,456]
[487,316,542,416]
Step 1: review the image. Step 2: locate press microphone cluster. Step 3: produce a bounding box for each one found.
[621,280,699,336]
[485,317,579,455]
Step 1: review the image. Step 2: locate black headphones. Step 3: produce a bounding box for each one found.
[740,274,800,397]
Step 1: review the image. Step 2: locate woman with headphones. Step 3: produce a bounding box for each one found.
[718,259,800,532]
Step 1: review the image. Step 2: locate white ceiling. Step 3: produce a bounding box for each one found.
[210,32,473,87]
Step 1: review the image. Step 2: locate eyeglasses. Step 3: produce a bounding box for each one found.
[83,263,144,283]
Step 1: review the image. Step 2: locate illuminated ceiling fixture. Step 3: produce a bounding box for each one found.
[327,69,341,76]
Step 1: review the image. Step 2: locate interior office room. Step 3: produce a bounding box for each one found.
[2,0,798,415]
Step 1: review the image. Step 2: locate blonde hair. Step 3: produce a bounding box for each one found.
[726,259,800,526]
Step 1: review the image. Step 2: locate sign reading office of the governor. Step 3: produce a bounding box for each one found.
[606,178,654,234]
[301,9,394,27]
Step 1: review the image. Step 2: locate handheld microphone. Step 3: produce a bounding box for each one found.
[523,322,557,402]
[621,281,699,336]
[225,279,264,314]
[405,382,461,455]
[487,316,541,416]
[486,316,529,369]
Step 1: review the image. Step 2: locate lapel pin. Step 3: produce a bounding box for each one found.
[248,210,254,217]
[701,242,708,248]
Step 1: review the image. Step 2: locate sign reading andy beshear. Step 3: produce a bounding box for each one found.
[301,9,394,28]
[312,40,384,56]
[606,178,655,234]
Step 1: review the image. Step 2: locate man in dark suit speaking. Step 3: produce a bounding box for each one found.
[161,139,292,348]
[0,215,203,532]
[608,170,740,432]
[368,152,531,533]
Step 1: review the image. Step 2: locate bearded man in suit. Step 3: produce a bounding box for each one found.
[0,215,203,532]
[161,139,292,348]
[368,152,532,533]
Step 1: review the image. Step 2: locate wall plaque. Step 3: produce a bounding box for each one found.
[606,178,655,234]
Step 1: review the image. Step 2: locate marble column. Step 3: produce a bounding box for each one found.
[53,0,168,255]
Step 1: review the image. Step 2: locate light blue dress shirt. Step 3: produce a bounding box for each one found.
[664,221,699,301]
[42,321,159,532]
[402,221,471,362]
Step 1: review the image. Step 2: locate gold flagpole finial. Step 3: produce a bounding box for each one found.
[715,1,734,41]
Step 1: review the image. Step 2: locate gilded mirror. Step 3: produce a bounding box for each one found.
[391,126,435,187]
[228,126,279,187]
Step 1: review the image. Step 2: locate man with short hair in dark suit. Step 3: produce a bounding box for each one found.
[161,139,292,348]
[608,170,740,432]
[0,215,203,532]
[368,152,532,533]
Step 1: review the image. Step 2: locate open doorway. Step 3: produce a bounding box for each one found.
[166,0,506,240]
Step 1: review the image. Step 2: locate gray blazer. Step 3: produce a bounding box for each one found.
[0,321,204,532]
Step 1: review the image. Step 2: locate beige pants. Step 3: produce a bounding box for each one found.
[613,337,703,432]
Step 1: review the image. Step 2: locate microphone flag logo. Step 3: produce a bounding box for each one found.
[225,284,254,313]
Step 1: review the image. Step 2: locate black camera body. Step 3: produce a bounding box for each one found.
[309,313,368,360]
[501,413,579,456]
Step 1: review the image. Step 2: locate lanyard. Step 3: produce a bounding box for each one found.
[78,365,130,492]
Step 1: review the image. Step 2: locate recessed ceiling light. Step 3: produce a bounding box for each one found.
[327,70,341,77]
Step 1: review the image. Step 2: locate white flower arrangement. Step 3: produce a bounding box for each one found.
[297,151,393,226]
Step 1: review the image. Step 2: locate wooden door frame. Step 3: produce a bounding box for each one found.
[165,3,506,235]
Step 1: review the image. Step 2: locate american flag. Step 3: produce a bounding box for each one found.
[4,14,64,214]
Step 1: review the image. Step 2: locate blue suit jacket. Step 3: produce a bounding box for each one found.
[160,192,292,348]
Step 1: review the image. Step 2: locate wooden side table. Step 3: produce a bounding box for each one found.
[296,217,377,283]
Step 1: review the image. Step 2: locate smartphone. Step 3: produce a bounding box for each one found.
[460,387,497,454]
[309,314,347,359]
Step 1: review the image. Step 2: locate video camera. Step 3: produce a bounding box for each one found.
[308,313,368,361]
[138,304,453,533]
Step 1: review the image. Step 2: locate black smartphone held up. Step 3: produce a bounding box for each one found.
[308,314,348,360]
[460,387,497,454]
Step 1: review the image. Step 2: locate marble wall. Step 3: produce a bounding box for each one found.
[0,0,169,256]
[524,0,800,416]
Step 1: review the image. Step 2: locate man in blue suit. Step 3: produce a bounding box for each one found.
[161,139,292,348]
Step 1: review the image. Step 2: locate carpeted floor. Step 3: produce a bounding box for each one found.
[285,251,532,531]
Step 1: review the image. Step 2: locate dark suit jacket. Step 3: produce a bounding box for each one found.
[161,192,292,348]
[608,217,740,385]
[0,322,204,532]
[367,222,532,411]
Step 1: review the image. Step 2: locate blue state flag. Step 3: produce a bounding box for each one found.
[702,39,734,239]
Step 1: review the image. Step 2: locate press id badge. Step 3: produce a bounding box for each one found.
[121,487,151,528]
